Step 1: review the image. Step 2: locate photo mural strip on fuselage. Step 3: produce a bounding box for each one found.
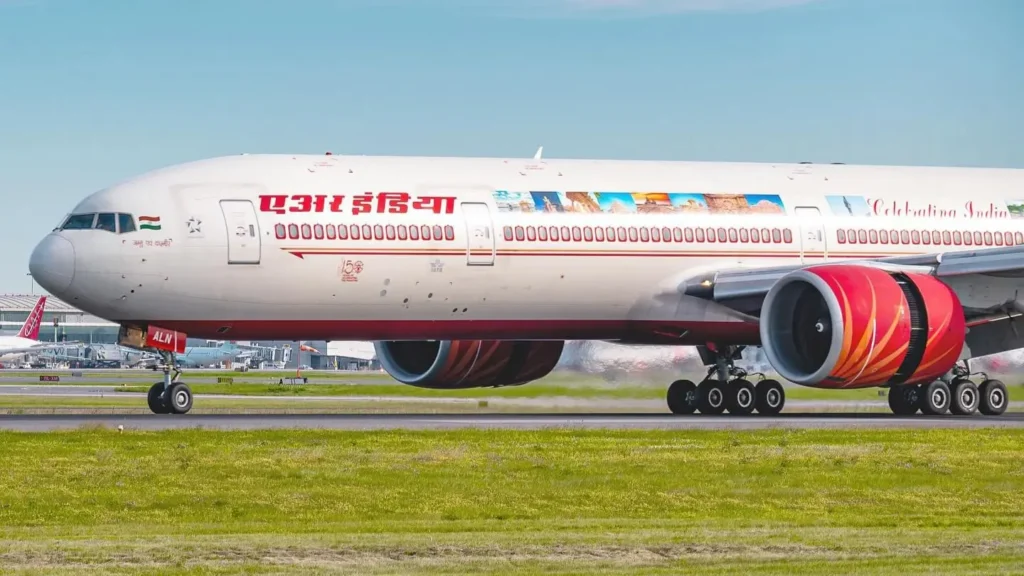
[255,190,1024,260]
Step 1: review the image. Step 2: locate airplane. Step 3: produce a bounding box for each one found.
[0,296,68,362]
[25,152,1024,417]
[173,341,256,368]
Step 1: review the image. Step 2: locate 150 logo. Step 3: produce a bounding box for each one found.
[338,259,365,283]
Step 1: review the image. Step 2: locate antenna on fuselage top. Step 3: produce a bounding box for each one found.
[533,146,543,160]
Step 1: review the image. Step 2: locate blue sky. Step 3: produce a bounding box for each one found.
[0,0,1021,293]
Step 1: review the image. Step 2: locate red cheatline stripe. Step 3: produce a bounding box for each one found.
[139,216,160,222]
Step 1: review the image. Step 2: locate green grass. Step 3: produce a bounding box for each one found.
[0,428,1022,574]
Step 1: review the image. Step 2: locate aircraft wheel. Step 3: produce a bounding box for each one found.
[696,380,727,415]
[949,379,979,416]
[887,384,921,415]
[979,379,1008,416]
[147,383,170,415]
[920,380,951,415]
[755,379,785,415]
[667,379,698,415]
[167,382,193,415]
[726,379,756,415]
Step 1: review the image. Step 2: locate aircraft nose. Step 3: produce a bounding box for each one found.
[29,234,76,294]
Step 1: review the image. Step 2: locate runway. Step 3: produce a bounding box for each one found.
[1,412,1023,431]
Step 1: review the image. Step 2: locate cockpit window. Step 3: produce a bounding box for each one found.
[61,214,97,230]
[96,213,117,232]
[118,213,136,233]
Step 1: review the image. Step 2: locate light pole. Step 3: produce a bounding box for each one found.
[26,272,34,295]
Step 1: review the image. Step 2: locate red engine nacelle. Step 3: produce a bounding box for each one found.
[759,264,965,388]
[373,340,565,389]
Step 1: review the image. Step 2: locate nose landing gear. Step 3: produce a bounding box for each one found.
[146,350,192,415]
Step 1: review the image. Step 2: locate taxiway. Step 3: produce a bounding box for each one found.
[1,412,1022,431]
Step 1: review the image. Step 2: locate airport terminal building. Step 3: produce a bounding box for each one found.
[0,294,120,344]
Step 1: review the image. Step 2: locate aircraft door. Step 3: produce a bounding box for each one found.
[219,200,262,264]
[461,202,495,266]
[794,206,826,263]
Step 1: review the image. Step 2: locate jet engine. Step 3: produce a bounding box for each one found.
[759,265,965,388]
[373,340,565,389]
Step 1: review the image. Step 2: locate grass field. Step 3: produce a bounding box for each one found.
[0,428,1022,574]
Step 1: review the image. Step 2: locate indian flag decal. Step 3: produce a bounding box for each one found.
[139,216,161,230]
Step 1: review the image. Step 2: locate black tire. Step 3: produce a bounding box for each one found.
[979,379,1008,416]
[147,383,170,414]
[667,379,697,415]
[755,379,785,415]
[166,382,193,415]
[726,379,756,415]
[920,380,951,415]
[696,380,727,415]
[887,385,921,415]
[950,379,980,416]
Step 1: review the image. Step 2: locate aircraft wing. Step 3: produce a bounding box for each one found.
[0,342,82,357]
[682,244,1024,358]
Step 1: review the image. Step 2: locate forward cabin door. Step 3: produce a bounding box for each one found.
[794,206,826,264]
[461,202,495,266]
[219,200,262,264]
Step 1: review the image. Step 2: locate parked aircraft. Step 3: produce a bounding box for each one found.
[0,297,68,362]
[27,152,1024,417]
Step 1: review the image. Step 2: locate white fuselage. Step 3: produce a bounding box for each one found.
[0,336,43,361]
[27,154,1024,347]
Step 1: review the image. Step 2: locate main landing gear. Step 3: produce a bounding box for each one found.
[887,361,1007,417]
[666,345,785,416]
[146,350,193,415]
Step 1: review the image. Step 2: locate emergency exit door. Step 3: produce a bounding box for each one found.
[219,200,262,264]
[794,206,826,263]
[461,202,495,265]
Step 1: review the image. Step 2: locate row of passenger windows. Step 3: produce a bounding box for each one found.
[274,222,456,242]
[838,229,1024,247]
[59,213,136,234]
[503,225,794,245]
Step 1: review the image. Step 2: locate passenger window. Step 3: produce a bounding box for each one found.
[672,228,682,242]
[515,226,525,241]
[728,228,738,243]
[942,231,951,245]
[740,228,749,243]
[649,227,660,242]
[314,224,325,240]
[274,224,286,239]
[685,228,695,242]
[288,224,299,239]
[432,225,442,240]
[932,231,941,245]
[421,225,431,240]
[628,227,638,242]
[526,226,536,241]
[848,230,857,244]
[953,231,962,245]
[857,230,867,244]
[973,231,983,245]
[639,228,650,242]
[301,224,312,240]
[118,213,136,233]
[616,227,627,241]
[706,227,716,243]
[963,231,972,246]
[504,226,513,241]
[760,228,770,243]
[95,213,117,232]
[595,227,604,241]
[409,226,419,241]
[560,226,571,241]
[539,226,549,241]
[911,230,921,244]
[606,226,616,241]
[444,225,455,240]
[783,229,793,243]
[748,227,758,243]
[385,225,396,240]
[337,225,348,240]
[695,228,705,242]
[772,229,782,243]
[717,228,727,242]
[889,230,899,244]
[1004,232,1013,246]
[922,231,931,245]
[583,227,593,242]
[983,232,992,245]
[869,230,878,244]
[996,232,1004,246]
[373,225,384,240]
[901,230,910,244]
[397,225,407,241]
[1016,232,1024,245]
[326,224,337,240]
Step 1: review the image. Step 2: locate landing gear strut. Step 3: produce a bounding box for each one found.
[886,361,1007,417]
[146,350,192,415]
[666,345,785,416]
